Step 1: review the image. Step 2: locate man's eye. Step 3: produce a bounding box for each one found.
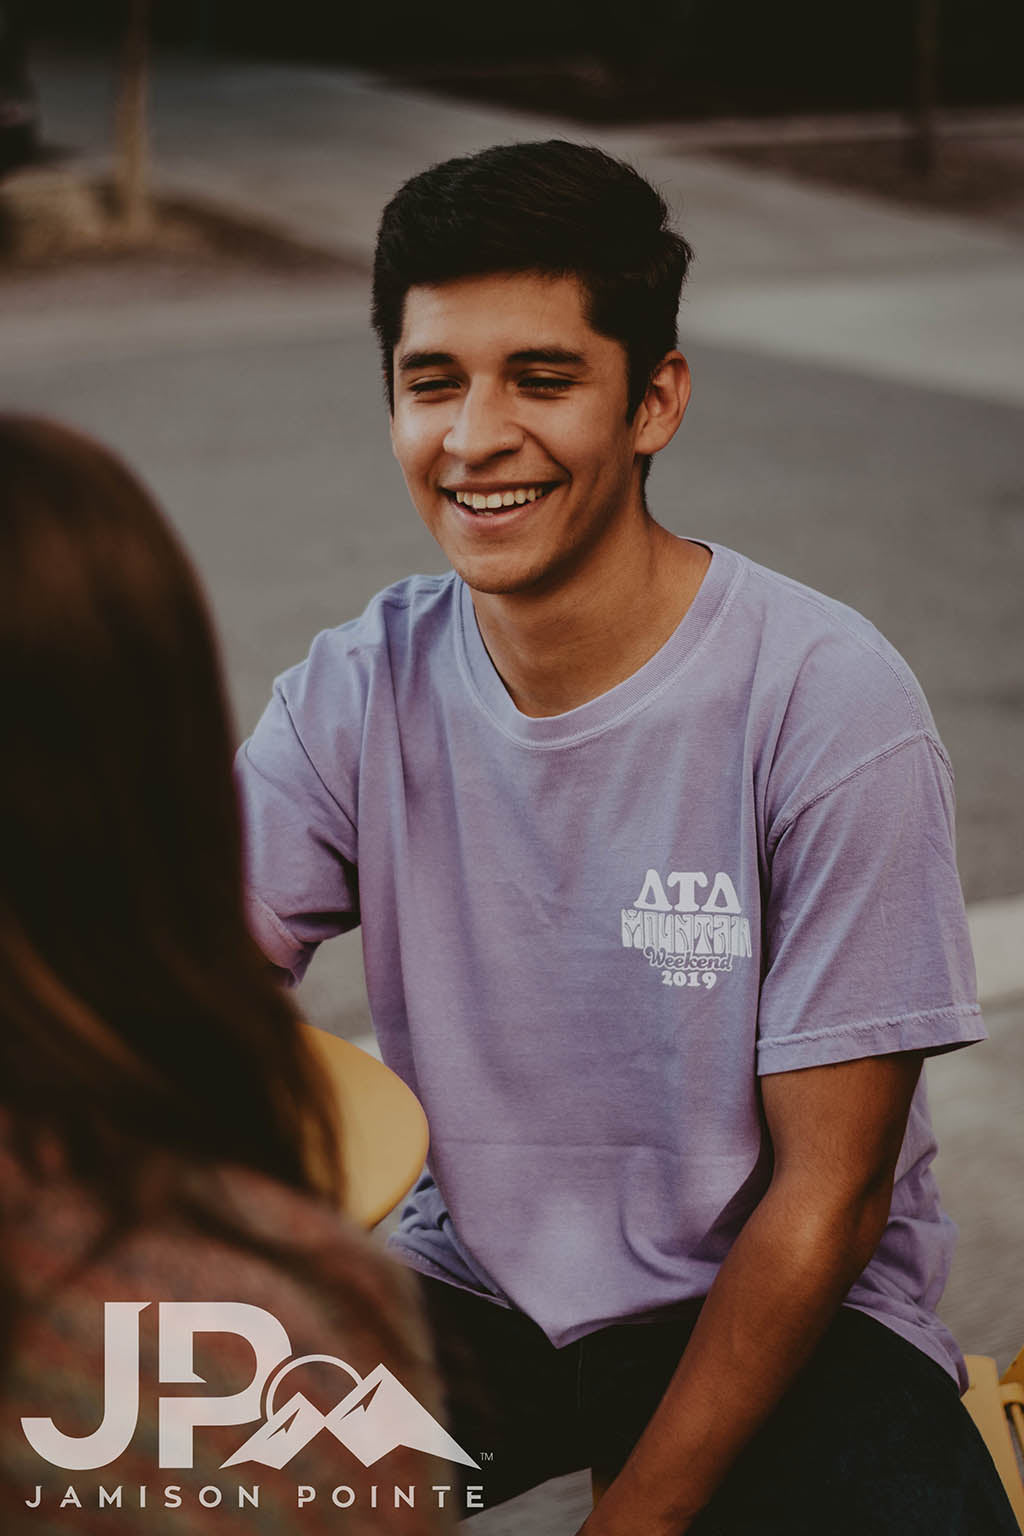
[520,376,573,393]
[408,379,459,395]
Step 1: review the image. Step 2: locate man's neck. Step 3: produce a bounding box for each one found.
[469,519,712,718]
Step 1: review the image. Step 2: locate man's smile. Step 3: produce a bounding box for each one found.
[442,482,561,517]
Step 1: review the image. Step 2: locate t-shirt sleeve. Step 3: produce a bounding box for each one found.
[235,676,360,985]
[756,730,985,1074]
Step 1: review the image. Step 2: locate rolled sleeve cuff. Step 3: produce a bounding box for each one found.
[245,890,310,984]
[756,1002,986,1074]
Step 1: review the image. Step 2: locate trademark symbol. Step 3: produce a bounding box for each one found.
[479,1450,494,1462]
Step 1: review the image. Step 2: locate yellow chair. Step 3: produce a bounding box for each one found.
[963,1345,1024,1532]
[303,1026,429,1230]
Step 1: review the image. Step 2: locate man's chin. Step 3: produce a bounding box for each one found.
[457,571,531,597]
[452,557,551,598]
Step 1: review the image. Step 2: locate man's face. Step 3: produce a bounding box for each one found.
[389,271,652,597]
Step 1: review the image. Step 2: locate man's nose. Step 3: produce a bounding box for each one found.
[442,383,523,464]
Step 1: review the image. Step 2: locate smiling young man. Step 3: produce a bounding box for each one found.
[236,143,1018,1533]
[390,267,708,715]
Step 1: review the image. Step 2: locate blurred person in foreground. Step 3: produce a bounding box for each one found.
[236,143,1019,1532]
[0,416,453,1533]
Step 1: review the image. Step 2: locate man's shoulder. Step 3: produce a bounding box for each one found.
[316,570,457,657]
[723,545,938,745]
[276,570,459,699]
[708,545,951,830]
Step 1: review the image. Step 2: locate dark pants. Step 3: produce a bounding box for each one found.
[415,1273,1020,1533]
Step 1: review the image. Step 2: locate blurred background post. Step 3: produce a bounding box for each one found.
[911,0,939,178]
[114,0,152,237]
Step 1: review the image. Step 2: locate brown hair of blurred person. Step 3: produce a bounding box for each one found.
[0,414,354,1360]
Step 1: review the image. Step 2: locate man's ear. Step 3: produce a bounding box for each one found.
[634,352,691,457]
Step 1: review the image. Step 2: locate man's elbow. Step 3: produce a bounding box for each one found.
[765,1168,896,1279]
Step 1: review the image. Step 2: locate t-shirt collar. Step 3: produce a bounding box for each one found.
[455,538,740,748]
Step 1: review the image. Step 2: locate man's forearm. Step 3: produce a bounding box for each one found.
[581,1177,892,1535]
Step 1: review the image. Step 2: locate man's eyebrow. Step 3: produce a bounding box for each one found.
[506,347,586,366]
[397,346,588,372]
[397,350,456,372]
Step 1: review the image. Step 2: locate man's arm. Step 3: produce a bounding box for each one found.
[235,662,363,983]
[579,1049,924,1536]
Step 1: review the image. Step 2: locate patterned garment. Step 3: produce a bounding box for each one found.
[0,1144,458,1533]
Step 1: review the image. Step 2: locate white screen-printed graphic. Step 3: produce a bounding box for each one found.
[621,869,752,984]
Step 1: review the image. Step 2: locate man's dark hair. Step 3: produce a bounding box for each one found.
[371,140,694,434]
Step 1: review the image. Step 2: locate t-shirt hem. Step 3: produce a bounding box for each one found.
[386,1236,514,1310]
[384,1242,965,1392]
[756,1002,985,1073]
[841,1302,967,1393]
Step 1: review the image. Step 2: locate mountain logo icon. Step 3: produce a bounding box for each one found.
[221,1354,478,1471]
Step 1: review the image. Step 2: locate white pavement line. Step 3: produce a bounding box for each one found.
[683,267,1024,409]
[968,895,1024,1007]
[346,898,1024,1056]
[603,107,1024,154]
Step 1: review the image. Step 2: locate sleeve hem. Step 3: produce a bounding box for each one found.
[757,1002,985,1074]
[245,890,305,980]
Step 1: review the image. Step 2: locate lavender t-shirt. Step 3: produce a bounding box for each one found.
[236,540,984,1390]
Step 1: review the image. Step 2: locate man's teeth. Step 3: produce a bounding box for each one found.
[452,487,549,513]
